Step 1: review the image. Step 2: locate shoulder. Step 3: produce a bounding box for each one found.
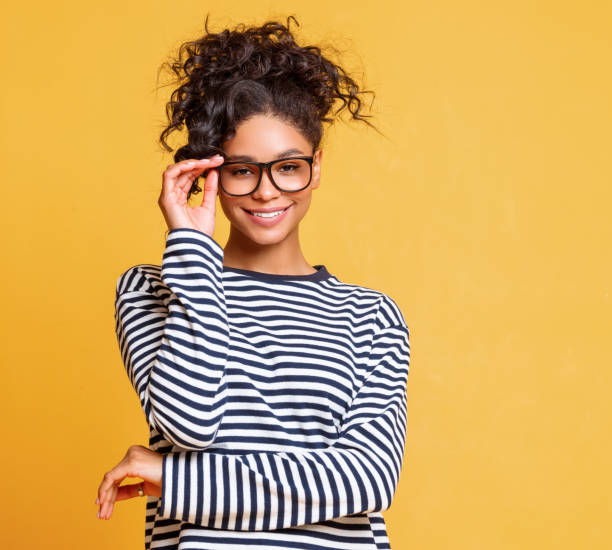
[116,263,163,297]
[375,293,408,331]
[328,277,409,332]
[326,276,385,300]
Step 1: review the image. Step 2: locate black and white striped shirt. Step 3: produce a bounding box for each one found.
[115,228,411,550]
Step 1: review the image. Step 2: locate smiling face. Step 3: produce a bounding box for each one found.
[217,113,322,246]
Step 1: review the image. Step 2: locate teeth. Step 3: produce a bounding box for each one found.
[251,208,287,218]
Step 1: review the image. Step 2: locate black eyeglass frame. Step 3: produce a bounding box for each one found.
[210,155,315,197]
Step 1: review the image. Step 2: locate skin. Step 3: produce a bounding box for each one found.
[96,113,323,520]
[218,114,322,275]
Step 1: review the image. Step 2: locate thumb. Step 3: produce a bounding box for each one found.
[200,169,219,211]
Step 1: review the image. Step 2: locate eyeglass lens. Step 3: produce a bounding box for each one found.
[219,158,312,195]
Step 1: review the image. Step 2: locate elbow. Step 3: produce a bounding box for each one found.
[149,406,224,450]
[379,488,395,513]
[380,470,402,512]
[368,485,395,515]
[370,467,401,514]
[147,381,229,450]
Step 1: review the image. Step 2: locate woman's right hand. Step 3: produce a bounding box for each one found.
[158,154,226,237]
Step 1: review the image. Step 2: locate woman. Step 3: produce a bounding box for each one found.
[96,14,411,550]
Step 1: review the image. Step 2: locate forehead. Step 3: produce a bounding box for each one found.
[222,114,311,160]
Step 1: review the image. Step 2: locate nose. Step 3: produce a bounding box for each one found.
[251,167,281,200]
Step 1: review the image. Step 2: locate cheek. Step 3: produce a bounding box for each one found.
[218,198,240,218]
[293,194,312,214]
[282,199,309,227]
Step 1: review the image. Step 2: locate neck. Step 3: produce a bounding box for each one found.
[222,224,316,276]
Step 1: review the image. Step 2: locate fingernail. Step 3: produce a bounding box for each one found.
[97,510,100,518]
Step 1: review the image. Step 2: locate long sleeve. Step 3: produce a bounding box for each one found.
[114,228,230,450]
[158,307,411,530]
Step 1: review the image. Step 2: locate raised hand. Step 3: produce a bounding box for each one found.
[158,154,226,236]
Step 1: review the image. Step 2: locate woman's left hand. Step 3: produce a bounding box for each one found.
[96,445,164,520]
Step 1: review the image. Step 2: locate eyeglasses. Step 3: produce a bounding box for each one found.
[211,155,315,197]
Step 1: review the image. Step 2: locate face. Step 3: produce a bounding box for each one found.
[217,113,322,246]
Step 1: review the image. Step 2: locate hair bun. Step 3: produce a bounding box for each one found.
[156,14,378,200]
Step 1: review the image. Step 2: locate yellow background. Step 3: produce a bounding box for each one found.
[2,1,610,548]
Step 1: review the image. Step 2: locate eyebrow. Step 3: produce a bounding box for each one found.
[225,148,305,162]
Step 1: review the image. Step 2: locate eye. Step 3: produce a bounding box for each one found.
[231,167,254,176]
[278,163,298,172]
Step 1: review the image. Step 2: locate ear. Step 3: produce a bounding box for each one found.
[310,148,322,190]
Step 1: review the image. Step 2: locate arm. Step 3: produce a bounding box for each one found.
[114,228,230,450]
[158,312,411,530]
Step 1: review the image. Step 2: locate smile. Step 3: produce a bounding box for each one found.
[242,205,292,225]
[249,209,287,218]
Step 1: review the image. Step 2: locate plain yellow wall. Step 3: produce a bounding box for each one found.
[2,1,610,548]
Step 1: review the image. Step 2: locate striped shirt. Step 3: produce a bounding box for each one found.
[114,227,411,550]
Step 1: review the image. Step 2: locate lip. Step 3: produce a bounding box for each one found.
[242,204,292,227]
[243,206,292,213]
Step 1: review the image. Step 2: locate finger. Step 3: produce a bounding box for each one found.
[108,484,118,519]
[168,162,211,193]
[161,157,224,204]
[115,482,145,502]
[199,167,219,210]
[97,462,129,512]
[98,466,123,500]
[162,156,224,190]
[101,484,118,520]
[176,169,205,196]
[164,156,222,176]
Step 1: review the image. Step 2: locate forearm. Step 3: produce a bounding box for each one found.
[159,408,406,530]
[156,322,411,530]
[115,228,231,449]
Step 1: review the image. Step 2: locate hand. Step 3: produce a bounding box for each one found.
[95,445,164,520]
[158,154,226,237]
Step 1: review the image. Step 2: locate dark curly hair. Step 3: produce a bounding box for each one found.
[155,14,381,201]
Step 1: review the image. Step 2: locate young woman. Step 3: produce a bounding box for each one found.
[96,15,411,550]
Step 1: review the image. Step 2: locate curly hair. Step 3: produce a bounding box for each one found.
[156,13,379,200]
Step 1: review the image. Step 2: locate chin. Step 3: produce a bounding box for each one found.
[244,227,294,245]
[226,206,303,245]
